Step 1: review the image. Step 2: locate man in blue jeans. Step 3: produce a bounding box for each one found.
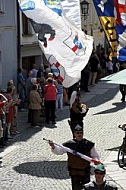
[17,68,26,110]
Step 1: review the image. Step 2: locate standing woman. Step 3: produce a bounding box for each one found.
[29,84,42,127]
[44,77,57,124]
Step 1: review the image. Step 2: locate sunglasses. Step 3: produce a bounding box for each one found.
[75,131,83,134]
[95,172,105,175]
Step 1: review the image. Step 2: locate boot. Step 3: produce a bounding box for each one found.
[0,137,7,146]
[0,138,4,148]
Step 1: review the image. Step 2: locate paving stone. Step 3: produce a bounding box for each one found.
[0,81,125,189]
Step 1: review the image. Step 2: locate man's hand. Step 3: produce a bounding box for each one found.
[92,159,101,165]
[15,99,21,105]
[49,140,55,149]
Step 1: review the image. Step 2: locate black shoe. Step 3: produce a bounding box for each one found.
[121,98,125,102]
[65,103,70,106]
[37,123,42,126]
[2,142,7,146]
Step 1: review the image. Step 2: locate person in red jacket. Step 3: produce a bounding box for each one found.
[44,77,57,124]
[0,102,4,109]
[0,93,8,147]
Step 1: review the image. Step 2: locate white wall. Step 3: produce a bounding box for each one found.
[0,0,18,88]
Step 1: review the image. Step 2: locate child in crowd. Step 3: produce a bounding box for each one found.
[11,87,20,135]
[7,80,20,135]
[0,92,8,148]
[106,59,113,75]
[5,87,15,139]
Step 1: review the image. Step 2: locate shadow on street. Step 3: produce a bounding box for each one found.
[93,101,126,115]
[13,160,96,178]
[86,86,119,108]
[13,160,70,179]
[105,146,120,152]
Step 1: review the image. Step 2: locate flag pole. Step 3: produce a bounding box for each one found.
[43,138,101,164]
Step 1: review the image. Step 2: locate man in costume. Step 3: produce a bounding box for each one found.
[68,86,89,137]
[83,163,118,190]
[49,124,100,190]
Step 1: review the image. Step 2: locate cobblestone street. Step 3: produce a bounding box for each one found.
[0,81,126,190]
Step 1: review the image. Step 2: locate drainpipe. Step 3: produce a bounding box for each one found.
[16,1,21,68]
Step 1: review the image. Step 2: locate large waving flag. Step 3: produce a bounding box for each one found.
[61,0,82,30]
[114,0,126,61]
[93,0,117,59]
[18,0,93,88]
[93,0,126,61]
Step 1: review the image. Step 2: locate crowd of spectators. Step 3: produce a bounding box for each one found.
[0,80,20,148]
[80,48,125,95]
[0,63,67,148]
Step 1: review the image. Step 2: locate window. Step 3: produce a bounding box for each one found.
[0,0,4,13]
[22,56,35,71]
[22,13,33,35]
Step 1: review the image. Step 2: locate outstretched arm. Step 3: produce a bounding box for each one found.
[0,93,8,102]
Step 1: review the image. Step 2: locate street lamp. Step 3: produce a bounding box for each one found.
[80,0,90,20]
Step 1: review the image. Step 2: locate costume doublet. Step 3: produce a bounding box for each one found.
[63,139,94,176]
[84,181,118,190]
[70,107,86,127]
[52,136,99,190]
[69,90,89,134]
[52,138,98,176]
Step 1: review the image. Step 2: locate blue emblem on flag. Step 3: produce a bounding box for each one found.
[20,1,35,11]
[73,36,83,49]
[118,48,126,61]
[44,0,62,16]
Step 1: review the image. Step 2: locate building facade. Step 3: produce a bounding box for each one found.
[80,0,106,53]
[0,0,47,88]
[0,0,18,88]
[19,11,46,79]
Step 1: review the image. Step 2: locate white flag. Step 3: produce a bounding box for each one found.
[61,0,82,30]
[18,0,93,87]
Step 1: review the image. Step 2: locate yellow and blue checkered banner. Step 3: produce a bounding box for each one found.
[93,0,126,61]
[18,0,93,87]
